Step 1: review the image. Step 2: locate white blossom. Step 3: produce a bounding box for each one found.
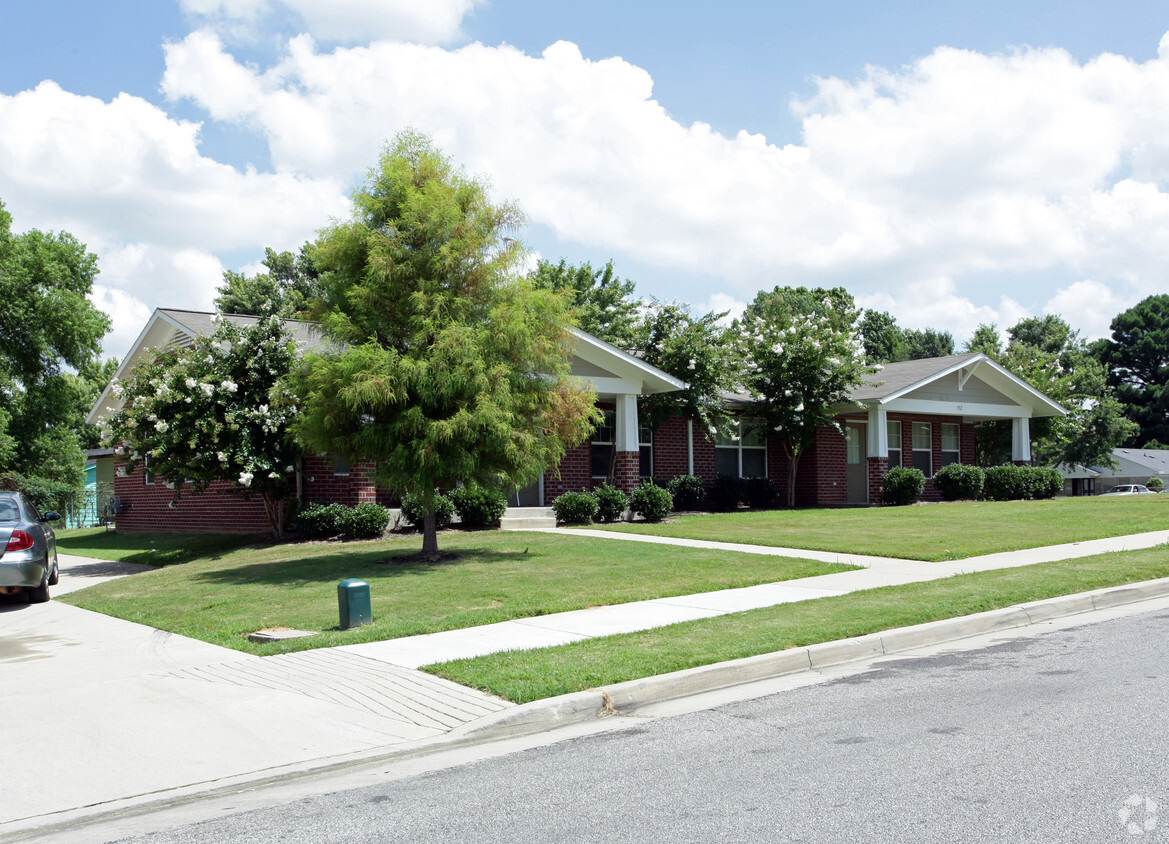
[200,383,214,397]
[221,380,238,393]
[238,471,254,487]
[185,378,197,389]
[217,452,228,463]
[154,420,168,432]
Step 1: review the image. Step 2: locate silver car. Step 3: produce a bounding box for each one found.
[0,492,60,603]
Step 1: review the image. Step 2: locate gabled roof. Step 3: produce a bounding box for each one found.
[1111,448,1169,475]
[88,309,685,424]
[848,352,1066,419]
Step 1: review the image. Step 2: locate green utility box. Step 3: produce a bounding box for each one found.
[338,578,372,629]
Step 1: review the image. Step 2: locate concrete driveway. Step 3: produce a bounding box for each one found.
[0,555,510,834]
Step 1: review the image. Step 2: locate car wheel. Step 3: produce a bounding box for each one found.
[47,554,59,586]
[28,569,50,603]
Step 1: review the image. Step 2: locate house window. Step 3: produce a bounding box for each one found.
[912,422,932,477]
[333,455,351,477]
[639,424,653,479]
[715,418,767,477]
[591,409,615,478]
[941,423,961,467]
[887,420,902,468]
[143,453,155,486]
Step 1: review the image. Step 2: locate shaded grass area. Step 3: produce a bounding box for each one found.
[426,544,1169,703]
[54,527,264,566]
[595,496,1169,561]
[60,531,854,655]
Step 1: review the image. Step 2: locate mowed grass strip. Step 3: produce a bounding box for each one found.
[595,495,1169,561]
[60,531,855,655]
[426,544,1169,703]
[55,527,263,566]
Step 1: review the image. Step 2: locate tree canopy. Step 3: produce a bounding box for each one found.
[214,244,321,318]
[287,131,599,558]
[859,309,954,363]
[738,286,868,506]
[100,315,301,535]
[0,199,111,488]
[528,258,640,348]
[1099,294,1169,448]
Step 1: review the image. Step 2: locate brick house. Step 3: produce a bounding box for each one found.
[89,310,1064,531]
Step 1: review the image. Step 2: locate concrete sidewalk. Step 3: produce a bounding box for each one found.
[338,527,1169,667]
[4,533,1169,839]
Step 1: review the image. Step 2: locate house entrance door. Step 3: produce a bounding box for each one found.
[845,424,868,503]
[511,478,542,507]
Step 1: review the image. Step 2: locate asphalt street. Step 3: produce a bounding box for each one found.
[108,605,1169,844]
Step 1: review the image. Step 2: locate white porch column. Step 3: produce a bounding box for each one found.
[1011,417,1031,463]
[866,406,888,458]
[687,418,694,475]
[614,393,639,452]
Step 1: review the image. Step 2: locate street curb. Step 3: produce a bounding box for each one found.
[457,575,1169,737]
[7,576,1169,842]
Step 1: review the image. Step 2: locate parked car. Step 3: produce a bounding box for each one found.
[1101,484,1155,496]
[0,492,60,603]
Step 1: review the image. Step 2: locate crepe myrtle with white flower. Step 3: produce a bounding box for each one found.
[736,286,871,507]
[100,315,301,536]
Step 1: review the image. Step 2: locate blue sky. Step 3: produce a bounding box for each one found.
[2,1,1167,358]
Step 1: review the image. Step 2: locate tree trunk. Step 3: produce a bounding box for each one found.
[421,508,440,560]
[261,493,285,537]
[786,449,801,508]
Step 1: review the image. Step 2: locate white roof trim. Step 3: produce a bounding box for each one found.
[879,353,1066,417]
[569,327,687,393]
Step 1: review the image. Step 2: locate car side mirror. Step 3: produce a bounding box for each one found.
[41,512,61,522]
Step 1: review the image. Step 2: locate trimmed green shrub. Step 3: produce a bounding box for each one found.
[593,483,629,523]
[932,463,985,501]
[552,490,599,525]
[337,502,391,540]
[449,484,508,529]
[744,476,779,509]
[629,481,673,522]
[666,474,706,511]
[399,490,455,528]
[1148,477,1164,493]
[708,474,745,511]
[295,502,347,539]
[983,465,1064,501]
[882,467,925,506]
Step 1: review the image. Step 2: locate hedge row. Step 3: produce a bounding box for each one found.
[882,463,1064,506]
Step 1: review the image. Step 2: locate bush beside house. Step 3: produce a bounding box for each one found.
[932,464,986,501]
[883,467,925,506]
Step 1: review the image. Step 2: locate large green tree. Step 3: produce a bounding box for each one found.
[738,286,869,506]
[101,316,301,536]
[859,309,954,363]
[287,131,599,559]
[0,200,110,487]
[635,299,739,437]
[528,258,640,348]
[214,244,321,318]
[1099,294,1169,447]
[972,315,1136,468]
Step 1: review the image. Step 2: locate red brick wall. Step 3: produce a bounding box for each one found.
[113,458,272,534]
[651,416,692,480]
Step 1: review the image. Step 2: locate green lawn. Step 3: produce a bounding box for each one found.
[54,527,264,566]
[60,531,854,654]
[593,495,1169,560]
[426,543,1169,703]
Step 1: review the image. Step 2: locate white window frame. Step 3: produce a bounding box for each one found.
[143,453,155,486]
[940,423,961,467]
[887,420,902,469]
[638,424,653,479]
[715,417,768,478]
[911,422,932,477]
[333,455,351,477]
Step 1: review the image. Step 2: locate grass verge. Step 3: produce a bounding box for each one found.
[594,495,1169,560]
[425,544,1169,703]
[60,531,854,655]
[54,527,264,566]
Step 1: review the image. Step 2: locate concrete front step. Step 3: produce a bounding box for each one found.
[500,507,557,530]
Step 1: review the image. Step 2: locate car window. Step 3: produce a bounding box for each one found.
[22,499,41,521]
[0,500,18,522]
